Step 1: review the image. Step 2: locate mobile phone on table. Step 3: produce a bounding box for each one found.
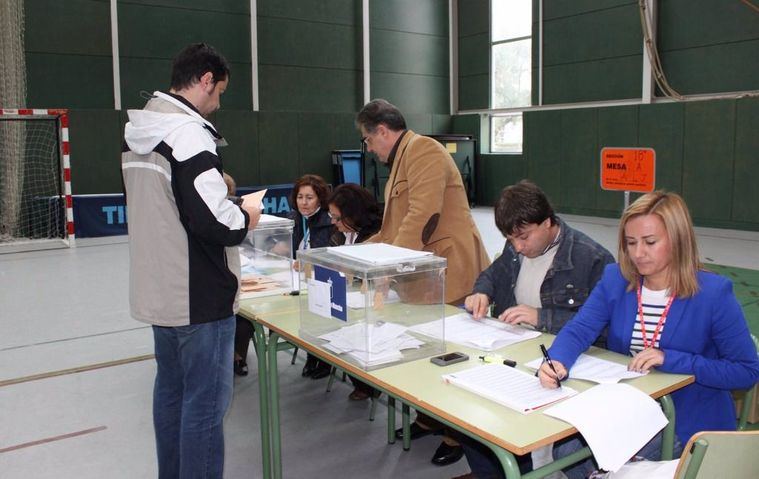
[430,352,469,366]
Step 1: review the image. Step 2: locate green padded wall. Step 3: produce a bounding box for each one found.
[23,0,453,195]
[458,0,489,110]
[370,0,449,114]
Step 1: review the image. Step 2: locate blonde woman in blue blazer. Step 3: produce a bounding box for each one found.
[540,191,759,474]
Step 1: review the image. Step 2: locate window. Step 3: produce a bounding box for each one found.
[490,0,532,153]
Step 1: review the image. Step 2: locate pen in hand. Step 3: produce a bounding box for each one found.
[540,343,562,388]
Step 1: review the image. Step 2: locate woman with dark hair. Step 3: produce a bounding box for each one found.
[327,183,383,400]
[289,174,334,379]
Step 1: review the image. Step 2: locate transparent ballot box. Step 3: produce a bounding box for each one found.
[297,243,447,371]
[238,214,296,298]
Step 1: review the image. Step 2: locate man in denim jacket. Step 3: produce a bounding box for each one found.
[465,180,614,336]
[456,180,614,479]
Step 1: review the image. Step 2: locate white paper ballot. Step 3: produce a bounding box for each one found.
[307,278,332,318]
[241,189,267,210]
[524,354,646,384]
[327,243,432,265]
[443,364,577,414]
[410,313,541,351]
[544,383,668,473]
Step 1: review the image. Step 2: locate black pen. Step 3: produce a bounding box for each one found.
[540,343,562,388]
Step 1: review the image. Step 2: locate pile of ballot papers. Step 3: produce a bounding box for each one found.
[318,321,424,367]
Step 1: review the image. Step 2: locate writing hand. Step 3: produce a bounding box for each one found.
[538,359,567,389]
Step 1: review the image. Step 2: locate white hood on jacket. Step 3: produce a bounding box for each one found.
[124,91,214,155]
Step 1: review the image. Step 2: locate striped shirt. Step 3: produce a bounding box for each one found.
[630,286,671,355]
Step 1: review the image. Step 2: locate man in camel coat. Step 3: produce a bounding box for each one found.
[357,99,490,304]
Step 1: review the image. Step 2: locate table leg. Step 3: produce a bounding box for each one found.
[268,331,283,479]
[659,394,676,460]
[387,396,396,444]
[401,402,411,451]
[252,323,271,479]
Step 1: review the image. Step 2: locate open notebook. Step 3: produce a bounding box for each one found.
[442,364,577,414]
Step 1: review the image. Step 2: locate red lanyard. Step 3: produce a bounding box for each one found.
[636,283,675,349]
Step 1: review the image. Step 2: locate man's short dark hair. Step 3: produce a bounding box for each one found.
[494,180,556,236]
[170,43,230,91]
[328,183,382,234]
[356,99,407,133]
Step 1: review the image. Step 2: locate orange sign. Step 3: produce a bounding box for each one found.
[600,147,655,192]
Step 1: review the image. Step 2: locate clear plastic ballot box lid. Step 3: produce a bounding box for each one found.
[238,214,296,298]
[297,243,447,371]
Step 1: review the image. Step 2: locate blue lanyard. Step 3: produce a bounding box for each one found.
[301,216,310,249]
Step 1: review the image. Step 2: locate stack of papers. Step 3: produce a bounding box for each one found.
[327,243,432,265]
[409,313,541,351]
[544,383,667,472]
[443,364,577,414]
[318,322,424,367]
[524,354,647,384]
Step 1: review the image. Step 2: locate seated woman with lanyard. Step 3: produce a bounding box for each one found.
[327,183,383,400]
[538,191,759,479]
[290,174,335,380]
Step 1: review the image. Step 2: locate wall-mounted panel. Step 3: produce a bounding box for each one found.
[682,100,735,222]
[371,30,448,76]
[123,1,248,14]
[258,0,359,26]
[259,65,360,112]
[297,113,339,183]
[458,0,489,37]
[26,54,114,109]
[658,0,759,50]
[118,4,251,63]
[542,0,635,20]
[542,4,641,65]
[524,110,562,201]
[258,17,360,70]
[68,109,123,194]
[258,112,300,185]
[479,154,528,206]
[542,55,641,103]
[371,72,449,114]
[638,102,683,193]
[25,0,111,56]
[659,41,759,96]
[560,108,598,211]
[459,32,489,75]
[458,74,488,111]
[371,0,448,36]
[213,111,259,187]
[732,98,759,224]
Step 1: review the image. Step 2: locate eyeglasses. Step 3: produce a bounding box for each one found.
[328,212,342,222]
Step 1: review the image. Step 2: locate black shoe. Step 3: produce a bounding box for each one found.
[310,362,332,380]
[431,442,463,466]
[394,422,434,441]
[302,356,318,377]
[233,359,248,377]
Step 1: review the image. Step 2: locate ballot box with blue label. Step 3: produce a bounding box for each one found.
[297,244,446,370]
[238,214,296,298]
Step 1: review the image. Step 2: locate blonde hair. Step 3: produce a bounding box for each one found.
[618,191,701,297]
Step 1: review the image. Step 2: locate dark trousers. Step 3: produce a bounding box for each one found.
[234,314,254,361]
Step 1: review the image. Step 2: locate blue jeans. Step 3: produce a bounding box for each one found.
[152,316,235,479]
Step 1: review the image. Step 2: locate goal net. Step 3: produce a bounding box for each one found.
[0,109,74,252]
